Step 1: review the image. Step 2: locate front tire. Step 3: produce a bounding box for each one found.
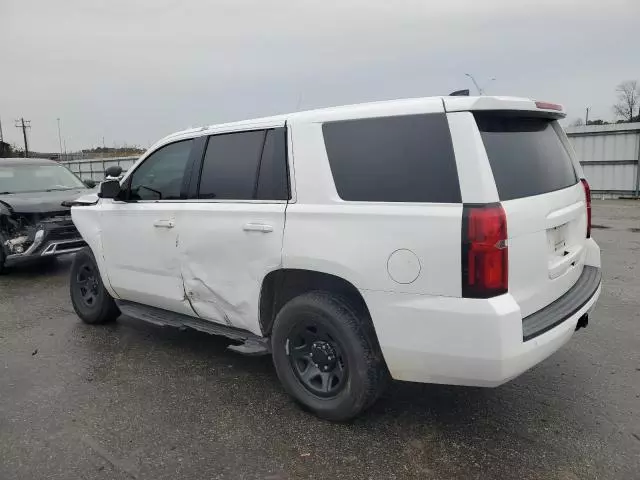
[70,248,120,324]
[271,291,388,421]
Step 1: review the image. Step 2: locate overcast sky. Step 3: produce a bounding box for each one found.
[1,0,639,152]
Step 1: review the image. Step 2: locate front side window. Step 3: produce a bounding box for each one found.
[128,140,193,201]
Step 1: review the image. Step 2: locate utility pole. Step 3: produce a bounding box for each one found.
[585,107,590,125]
[0,116,4,143]
[57,118,63,161]
[14,118,31,158]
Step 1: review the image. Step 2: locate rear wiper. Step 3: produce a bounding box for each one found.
[44,187,75,192]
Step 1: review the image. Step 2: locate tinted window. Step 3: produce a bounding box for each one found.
[322,114,461,203]
[256,128,289,200]
[198,130,265,200]
[129,140,193,200]
[475,113,578,201]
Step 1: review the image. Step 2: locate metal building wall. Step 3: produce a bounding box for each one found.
[566,123,640,196]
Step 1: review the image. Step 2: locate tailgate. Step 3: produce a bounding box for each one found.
[474,112,588,316]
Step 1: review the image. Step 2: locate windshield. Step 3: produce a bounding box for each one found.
[0,164,86,194]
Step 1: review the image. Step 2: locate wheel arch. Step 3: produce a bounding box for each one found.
[258,268,373,337]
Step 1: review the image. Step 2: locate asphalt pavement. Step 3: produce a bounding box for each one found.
[1,200,639,480]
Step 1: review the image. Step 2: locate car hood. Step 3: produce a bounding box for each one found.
[0,189,92,214]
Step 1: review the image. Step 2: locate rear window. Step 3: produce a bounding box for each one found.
[322,113,461,203]
[475,113,578,201]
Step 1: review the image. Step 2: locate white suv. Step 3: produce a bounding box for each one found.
[70,96,601,420]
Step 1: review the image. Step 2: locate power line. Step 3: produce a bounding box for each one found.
[14,118,31,158]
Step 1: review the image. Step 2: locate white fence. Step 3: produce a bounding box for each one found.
[60,156,139,182]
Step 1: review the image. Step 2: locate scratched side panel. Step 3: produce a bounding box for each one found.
[177,203,286,335]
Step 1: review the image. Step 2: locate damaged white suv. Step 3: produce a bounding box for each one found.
[70,96,601,420]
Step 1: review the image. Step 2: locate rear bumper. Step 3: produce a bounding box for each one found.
[522,266,601,341]
[363,266,601,387]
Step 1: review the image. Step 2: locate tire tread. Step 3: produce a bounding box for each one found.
[271,290,389,421]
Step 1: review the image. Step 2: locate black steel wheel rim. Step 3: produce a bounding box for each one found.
[75,262,100,308]
[286,321,348,398]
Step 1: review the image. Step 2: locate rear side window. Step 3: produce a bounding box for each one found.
[198,130,265,200]
[475,113,578,201]
[322,114,460,203]
[197,128,289,201]
[256,128,289,200]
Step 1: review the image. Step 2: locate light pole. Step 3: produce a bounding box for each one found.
[57,118,63,161]
[465,74,496,95]
[465,73,483,95]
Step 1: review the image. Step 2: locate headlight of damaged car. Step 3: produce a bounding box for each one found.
[0,209,45,256]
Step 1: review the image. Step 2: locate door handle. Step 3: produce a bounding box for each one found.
[153,219,175,229]
[243,223,274,233]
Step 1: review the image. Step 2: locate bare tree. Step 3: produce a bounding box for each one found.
[570,118,584,127]
[613,80,640,122]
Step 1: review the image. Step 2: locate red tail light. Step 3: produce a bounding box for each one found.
[581,178,591,238]
[462,204,508,298]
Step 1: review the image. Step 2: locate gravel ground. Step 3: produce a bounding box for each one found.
[1,200,639,480]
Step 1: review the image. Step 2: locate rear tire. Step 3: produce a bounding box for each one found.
[271,291,388,421]
[70,248,120,324]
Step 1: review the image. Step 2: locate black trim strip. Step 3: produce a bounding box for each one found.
[522,266,601,341]
[181,136,207,199]
[252,130,269,199]
[283,123,292,200]
[116,300,266,344]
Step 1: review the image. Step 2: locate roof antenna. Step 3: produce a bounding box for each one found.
[449,89,470,96]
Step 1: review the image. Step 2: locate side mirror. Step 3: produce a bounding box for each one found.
[83,179,97,188]
[105,165,123,178]
[98,179,122,199]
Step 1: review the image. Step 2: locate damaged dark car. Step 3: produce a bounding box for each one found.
[0,158,94,273]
